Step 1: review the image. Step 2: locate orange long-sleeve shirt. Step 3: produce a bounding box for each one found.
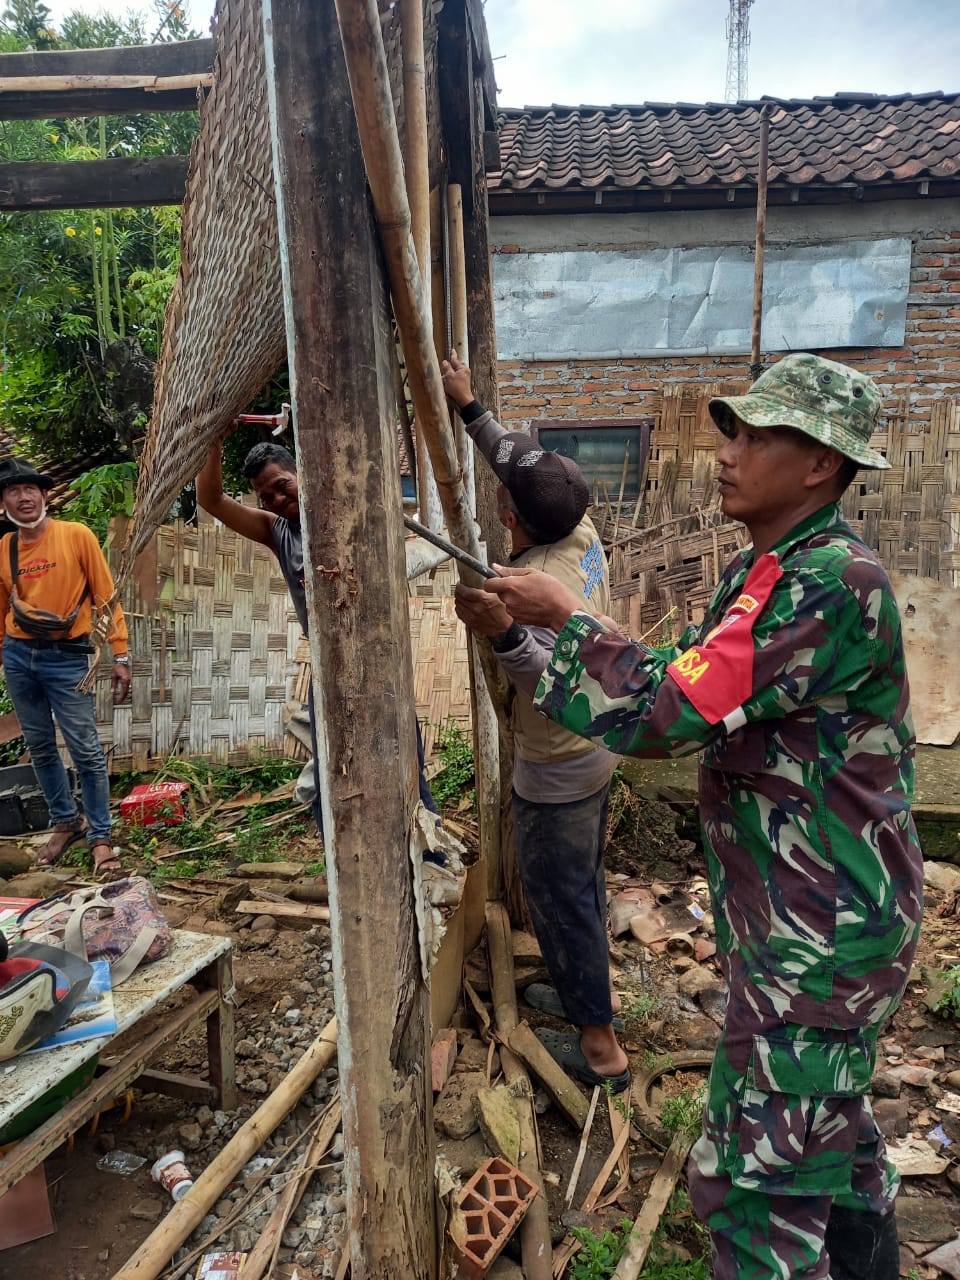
[0,520,128,654]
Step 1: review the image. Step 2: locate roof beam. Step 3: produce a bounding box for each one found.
[0,156,189,209]
[0,39,213,119]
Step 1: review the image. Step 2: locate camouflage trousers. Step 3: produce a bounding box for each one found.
[687,983,899,1280]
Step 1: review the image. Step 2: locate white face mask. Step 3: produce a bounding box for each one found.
[3,496,47,530]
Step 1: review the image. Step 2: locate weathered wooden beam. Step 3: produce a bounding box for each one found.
[436,0,476,214]
[0,156,189,209]
[0,39,213,120]
[263,1,437,1276]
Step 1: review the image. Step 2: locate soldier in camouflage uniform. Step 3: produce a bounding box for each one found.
[482,353,924,1280]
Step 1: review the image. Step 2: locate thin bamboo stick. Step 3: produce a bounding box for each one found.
[750,104,770,378]
[110,1019,338,1280]
[447,182,475,510]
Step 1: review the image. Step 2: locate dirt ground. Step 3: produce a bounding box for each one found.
[3,758,960,1278]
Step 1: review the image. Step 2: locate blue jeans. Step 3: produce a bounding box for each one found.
[513,783,612,1028]
[3,638,112,841]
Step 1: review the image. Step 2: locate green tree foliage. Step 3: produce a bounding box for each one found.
[0,2,201,477]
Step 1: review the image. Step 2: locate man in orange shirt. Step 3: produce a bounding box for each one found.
[0,458,131,876]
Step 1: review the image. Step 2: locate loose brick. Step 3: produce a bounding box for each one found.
[451,1157,539,1280]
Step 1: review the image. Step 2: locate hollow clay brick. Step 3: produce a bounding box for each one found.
[452,1156,538,1279]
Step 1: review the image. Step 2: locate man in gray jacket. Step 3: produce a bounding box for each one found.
[442,351,628,1092]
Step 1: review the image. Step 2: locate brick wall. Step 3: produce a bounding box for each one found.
[494,226,960,432]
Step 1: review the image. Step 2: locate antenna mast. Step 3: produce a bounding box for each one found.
[725,0,754,102]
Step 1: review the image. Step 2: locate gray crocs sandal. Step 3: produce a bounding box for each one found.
[534,1026,631,1095]
[523,982,625,1034]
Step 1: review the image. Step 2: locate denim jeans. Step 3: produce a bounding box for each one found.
[513,783,612,1028]
[3,638,112,841]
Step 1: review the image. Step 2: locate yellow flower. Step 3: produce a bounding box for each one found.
[49,132,59,144]
[65,226,76,237]
[94,227,103,236]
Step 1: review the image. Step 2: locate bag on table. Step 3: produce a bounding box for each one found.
[17,875,171,985]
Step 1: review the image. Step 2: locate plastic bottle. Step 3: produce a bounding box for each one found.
[151,1150,194,1202]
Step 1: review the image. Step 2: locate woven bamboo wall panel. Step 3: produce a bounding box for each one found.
[123,0,442,572]
[280,559,471,764]
[95,519,298,774]
[607,388,960,638]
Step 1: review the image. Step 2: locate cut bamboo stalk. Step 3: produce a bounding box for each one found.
[333,0,481,577]
[507,1021,590,1130]
[110,1018,338,1280]
[565,1085,599,1206]
[486,902,553,1280]
[446,182,475,510]
[613,441,631,542]
[400,0,429,285]
[242,1100,343,1280]
[0,73,213,91]
[611,1131,693,1280]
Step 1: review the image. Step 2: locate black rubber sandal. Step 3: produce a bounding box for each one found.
[535,1026,631,1094]
[523,982,625,1033]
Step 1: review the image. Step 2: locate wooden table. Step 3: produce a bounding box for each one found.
[0,928,236,1196]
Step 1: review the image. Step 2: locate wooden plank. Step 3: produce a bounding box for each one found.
[0,39,213,79]
[129,1068,217,1103]
[236,899,331,922]
[508,1020,591,1130]
[611,1132,693,1279]
[264,1,436,1276]
[0,156,190,210]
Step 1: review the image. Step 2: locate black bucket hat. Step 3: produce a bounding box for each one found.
[0,457,55,495]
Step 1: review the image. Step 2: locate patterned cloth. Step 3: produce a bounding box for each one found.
[532,499,923,1275]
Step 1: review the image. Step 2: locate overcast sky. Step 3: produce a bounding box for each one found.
[41,0,960,106]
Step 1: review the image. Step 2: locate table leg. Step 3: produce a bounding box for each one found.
[200,949,237,1111]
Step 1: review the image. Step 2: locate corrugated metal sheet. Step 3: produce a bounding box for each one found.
[493,238,911,360]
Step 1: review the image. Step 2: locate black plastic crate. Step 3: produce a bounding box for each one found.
[0,792,26,837]
[18,789,50,831]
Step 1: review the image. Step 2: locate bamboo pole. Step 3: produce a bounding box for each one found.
[334,0,481,576]
[400,0,429,284]
[486,903,554,1280]
[416,185,444,532]
[446,182,475,510]
[111,1020,338,1280]
[392,335,418,499]
[0,72,213,92]
[750,103,770,379]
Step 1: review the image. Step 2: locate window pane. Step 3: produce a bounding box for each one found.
[538,427,643,499]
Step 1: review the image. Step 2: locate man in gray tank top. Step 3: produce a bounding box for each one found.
[197,438,436,826]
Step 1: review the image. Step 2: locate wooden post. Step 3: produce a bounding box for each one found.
[262,3,437,1277]
[750,103,770,379]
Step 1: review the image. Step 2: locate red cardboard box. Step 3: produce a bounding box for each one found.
[119,781,190,828]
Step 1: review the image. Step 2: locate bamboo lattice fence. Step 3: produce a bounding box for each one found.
[606,385,960,640]
[94,522,469,774]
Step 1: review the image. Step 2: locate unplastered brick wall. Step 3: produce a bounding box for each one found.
[492,217,960,433]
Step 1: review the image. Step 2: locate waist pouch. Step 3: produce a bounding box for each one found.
[8,534,89,640]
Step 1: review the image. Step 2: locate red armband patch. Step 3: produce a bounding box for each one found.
[667,552,782,724]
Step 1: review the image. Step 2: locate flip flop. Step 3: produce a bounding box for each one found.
[90,840,123,882]
[36,821,87,868]
[523,982,625,1034]
[534,1027,631,1095]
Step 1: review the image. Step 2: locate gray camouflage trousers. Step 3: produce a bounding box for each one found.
[687,980,899,1280]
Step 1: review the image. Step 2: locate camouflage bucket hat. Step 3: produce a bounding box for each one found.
[708,353,889,470]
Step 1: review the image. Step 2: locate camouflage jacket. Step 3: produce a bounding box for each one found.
[534,502,923,1030]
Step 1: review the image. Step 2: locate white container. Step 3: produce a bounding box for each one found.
[151,1150,194,1202]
